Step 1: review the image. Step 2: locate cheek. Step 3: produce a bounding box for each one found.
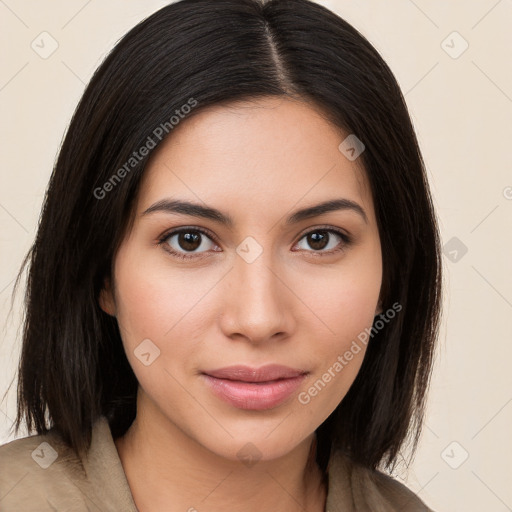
[114,273,174,343]
[112,260,206,406]
[295,251,381,408]
[112,250,218,369]
[114,240,182,336]
[304,250,381,342]
[297,291,372,416]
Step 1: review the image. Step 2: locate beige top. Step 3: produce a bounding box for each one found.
[0,416,434,511]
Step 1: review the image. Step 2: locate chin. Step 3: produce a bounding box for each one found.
[192,422,315,466]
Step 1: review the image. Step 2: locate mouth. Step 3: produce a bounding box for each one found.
[201,364,309,410]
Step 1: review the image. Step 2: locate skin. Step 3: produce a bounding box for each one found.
[100,96,383,512]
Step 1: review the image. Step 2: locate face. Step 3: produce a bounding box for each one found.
[100,96,382,462]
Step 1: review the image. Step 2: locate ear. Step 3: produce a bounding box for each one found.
[99,277,116,317]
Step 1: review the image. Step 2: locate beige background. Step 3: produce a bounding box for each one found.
[1,1,511,510]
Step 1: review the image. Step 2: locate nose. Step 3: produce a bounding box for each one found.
[219,247,295,344]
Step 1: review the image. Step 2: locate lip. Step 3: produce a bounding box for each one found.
[201,365,308,410]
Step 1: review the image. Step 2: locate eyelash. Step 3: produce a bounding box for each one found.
[157,225,353,261]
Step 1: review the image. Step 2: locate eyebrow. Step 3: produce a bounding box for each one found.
[141,197,368,226]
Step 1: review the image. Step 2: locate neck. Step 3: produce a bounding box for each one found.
[114,394,327,512]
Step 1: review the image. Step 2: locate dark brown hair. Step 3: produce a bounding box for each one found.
[5,0,442,473]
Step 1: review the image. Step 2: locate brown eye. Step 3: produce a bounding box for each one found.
[305,231,329,250]
[159,228,218,260]
[295,228,350,255]
[176,232,202,251]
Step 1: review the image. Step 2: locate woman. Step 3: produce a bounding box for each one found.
[0,0,442,510]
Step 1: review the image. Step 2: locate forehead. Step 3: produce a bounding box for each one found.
[136,97,374,225]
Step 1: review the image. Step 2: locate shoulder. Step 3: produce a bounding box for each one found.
[359,466,435,511]
[326,449,436,512]
[0,426,91,511]
[0,417,136,512]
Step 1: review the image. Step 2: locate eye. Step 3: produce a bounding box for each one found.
[158,227,219,260]
[158,225,352,261]
[294,227,352,256]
